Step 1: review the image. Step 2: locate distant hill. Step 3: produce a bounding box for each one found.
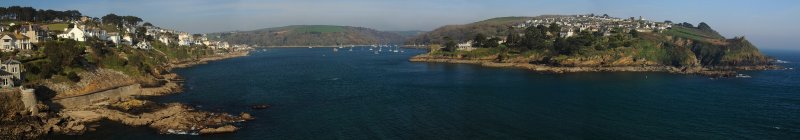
[386,30,427,38]
[208,25,405,46]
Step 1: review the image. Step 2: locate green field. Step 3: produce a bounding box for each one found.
[46,23,69,31]
[662,26,723,41]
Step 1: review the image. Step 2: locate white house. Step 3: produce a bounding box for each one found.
[456,40,475,51]
[560,28,575,38]
[178,33,191,46]
[122,35,133,45]
[158,35,172,45]
[134,41,152,49]
[20,24,45,43]
[1,33,32,52]
[0,59,23,88]
[107,32,121,44]
[58,25,87,42]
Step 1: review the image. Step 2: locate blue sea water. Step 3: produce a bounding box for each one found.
[56,47,799,139]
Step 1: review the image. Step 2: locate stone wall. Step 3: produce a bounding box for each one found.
[53,84,142,109]
[20,88,37,115]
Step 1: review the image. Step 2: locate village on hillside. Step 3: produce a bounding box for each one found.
[0,7,252,89]
[456,14,676,51]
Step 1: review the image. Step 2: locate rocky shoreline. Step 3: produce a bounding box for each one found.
[409,54,781,77]
[1,50,254,139]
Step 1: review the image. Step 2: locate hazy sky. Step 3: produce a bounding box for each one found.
[5,0,800,49]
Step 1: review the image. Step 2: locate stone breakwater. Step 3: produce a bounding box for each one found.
[409,55,780,77]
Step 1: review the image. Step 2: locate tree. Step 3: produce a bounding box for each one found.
[136,27,147,42]
[504,27,521,48]
[554,36,569,54]
[472,33,487,48]
[521,25,548,50]
[548,23,561,34]
[443,37,457,52]
[67,72,81,82]
[102,13,122,25]
[122,16,143,25]
[485,37,501,48]
[629,29,639,38]
[697,22,713,31]
[680,22,694,28]
[143,22,153,27]
[42,40,85,77]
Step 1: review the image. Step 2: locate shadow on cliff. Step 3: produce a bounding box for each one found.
[33,85,64,112]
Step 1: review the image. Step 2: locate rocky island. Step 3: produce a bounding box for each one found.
[408,15,778,76]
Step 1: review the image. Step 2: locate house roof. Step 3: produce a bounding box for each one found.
[13,34,29,40]
[0,70,12,76]
[0,33,28,40]
[3,59,21,65]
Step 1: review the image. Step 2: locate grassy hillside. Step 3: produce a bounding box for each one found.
[387,30,427,38]
[407,16,535,44]
[277,25,346,33]
[209,25,405,46]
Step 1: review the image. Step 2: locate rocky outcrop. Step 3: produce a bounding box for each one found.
[410,54,774,77]
[45,69,138,99]
[62,103,249,135]
[168,51,250,70]
[199,125,238,134]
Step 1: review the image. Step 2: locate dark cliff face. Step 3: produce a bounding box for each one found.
[210,25,405,46]
[691,37,772,66]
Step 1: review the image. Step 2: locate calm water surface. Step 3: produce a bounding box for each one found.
[58,47,799,139]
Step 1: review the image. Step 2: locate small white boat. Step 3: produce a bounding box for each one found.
[308,47,313,48]
[333,48,338,52]
[736,74,752,78]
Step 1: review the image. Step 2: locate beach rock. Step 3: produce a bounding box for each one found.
[240,112,254,120]
[199,125,238,134]
[71,124,86,132]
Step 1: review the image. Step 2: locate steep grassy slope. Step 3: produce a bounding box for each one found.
[406,16,536,44]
